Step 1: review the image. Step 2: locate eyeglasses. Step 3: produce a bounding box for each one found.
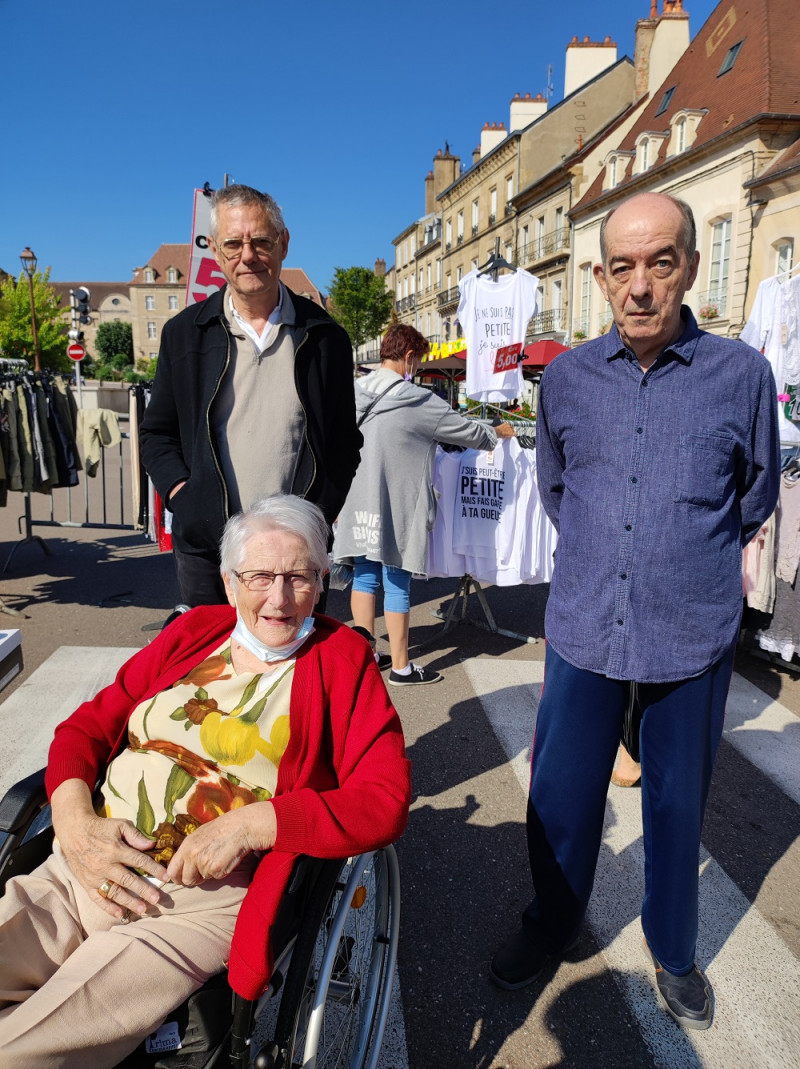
[232,569,319,592]
[217,235,283,261]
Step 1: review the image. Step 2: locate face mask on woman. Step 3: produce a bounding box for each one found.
[231,611,316,663]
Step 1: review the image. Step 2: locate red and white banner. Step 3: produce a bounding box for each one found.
[493,342,522,374]
[186,189,227,306]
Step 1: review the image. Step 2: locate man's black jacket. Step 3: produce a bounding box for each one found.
[139,286,362,555]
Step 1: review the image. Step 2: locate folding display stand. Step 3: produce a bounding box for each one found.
[418,572,537,648]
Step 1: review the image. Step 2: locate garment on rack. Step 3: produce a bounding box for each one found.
[755,472,800,659]
[428,437,556,585]
[741,274,800,442]
[0,372,81,499]
[76,408,121,478]
[742,515,776,614]
[456,269,539,403]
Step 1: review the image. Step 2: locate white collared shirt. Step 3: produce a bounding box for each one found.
[229,283,294,355]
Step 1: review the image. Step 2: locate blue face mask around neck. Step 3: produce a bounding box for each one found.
[231,610,316,663]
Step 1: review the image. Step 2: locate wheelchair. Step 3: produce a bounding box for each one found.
[0,766,401,1069]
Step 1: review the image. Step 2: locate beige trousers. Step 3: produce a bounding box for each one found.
[0,842,256,1069]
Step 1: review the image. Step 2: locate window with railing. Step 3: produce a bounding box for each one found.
[528,308,565,335]
[524,227,570,262]
[703,217,731,318]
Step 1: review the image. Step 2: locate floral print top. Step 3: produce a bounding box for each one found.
[99,642,293,865]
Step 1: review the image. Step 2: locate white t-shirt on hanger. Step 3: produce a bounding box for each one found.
[456,269,539,403]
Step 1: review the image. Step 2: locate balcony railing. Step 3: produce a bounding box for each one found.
[472,224,479,236]
[438,287,460,309]
[488,213,496,225]
[519,227,570,265]
[696,287,728,321]
[527,308,565,336]
[505,202,514,217]
[394,295,417,314]
[457,234,464,245]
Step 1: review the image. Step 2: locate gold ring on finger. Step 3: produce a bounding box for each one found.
[98,879,114,899]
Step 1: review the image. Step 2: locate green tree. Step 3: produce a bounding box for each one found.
[327,267,394,350]
[0,269,70,372]
[95,320,133,366]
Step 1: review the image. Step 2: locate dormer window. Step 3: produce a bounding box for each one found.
[603,151,633,191]
[640,137,650,171]
[667,109,705,157]
[676,117,687,153]
[144,268,155,283]
[167,267,178,283]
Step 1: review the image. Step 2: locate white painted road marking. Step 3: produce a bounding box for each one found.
[463,657,800,1069]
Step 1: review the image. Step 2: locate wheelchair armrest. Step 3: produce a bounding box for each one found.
[0,767,48,835]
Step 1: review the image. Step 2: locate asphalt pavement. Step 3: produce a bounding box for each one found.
[0,497,799,1068]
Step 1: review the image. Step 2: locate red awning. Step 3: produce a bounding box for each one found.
[522,340,569,367]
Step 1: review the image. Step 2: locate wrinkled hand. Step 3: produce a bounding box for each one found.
[495,422,515,439]
[167,801,277,887]
[51,779,168,920]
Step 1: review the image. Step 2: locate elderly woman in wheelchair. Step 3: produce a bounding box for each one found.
[0,493,411,1068]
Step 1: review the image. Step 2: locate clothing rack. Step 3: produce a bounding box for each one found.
[420,427,539,649]
[1,366,83,572]
[421,248,539,646]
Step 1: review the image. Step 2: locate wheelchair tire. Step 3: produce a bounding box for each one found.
[269,846,400,1069]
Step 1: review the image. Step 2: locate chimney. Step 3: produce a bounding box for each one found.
[564,35,617,97]
[432,146,460,198]
[374,258,386,278]
[509,92,548,132]
[635,1,689,97]
[425,170,434,215]
[480,121,507,158]
[472,146,481,165]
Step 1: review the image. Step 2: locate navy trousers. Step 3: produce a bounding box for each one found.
[523,642,735,975]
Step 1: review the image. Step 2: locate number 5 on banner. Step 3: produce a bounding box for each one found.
[192,256,226,302]
[494,342,522,374]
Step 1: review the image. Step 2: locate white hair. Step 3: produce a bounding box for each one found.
[219,495,329,590]
[209,184,285,239]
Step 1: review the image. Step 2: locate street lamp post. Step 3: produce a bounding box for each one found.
[19,246,42,372]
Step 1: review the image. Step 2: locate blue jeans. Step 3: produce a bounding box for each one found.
[351,558,411,614]
[523,642,734,974]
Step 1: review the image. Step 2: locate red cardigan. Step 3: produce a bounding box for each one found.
[46,606,411,1000]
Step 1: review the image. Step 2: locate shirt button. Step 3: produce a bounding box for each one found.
[616,618,624,625]
[620,573,627,579]
[636,427,643,434]
[630,476,638,483]
[625,524,632,531]
[641,379,648,387]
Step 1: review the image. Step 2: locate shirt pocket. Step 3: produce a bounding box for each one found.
[674,432,736,507]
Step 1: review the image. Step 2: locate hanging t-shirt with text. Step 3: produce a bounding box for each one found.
[457,270,539,402]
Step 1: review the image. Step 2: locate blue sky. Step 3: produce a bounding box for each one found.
[1,0,719,296]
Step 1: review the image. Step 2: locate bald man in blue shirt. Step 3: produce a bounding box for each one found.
[491,193,780,1031]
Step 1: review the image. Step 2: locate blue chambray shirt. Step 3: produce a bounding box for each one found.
[537,308,780,683]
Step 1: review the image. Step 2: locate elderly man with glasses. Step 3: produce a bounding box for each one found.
[140,184,362,606]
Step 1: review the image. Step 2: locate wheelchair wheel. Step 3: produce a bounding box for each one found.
[270,846,400,1069]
